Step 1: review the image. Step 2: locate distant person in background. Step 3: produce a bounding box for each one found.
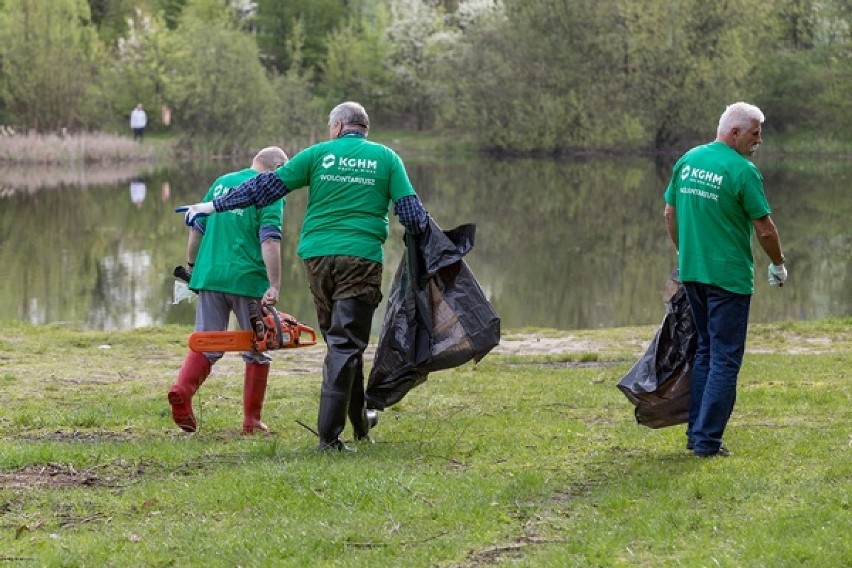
[130,103,147,141]
[663,101,787,458]
[168,146,288,434]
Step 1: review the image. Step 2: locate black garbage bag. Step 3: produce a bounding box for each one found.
[366,217,501,409]
[616,270,696,428]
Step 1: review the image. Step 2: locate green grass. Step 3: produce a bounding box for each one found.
[0,319,849,566]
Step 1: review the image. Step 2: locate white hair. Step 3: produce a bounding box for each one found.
[329,101,369,129]
[717,102,765,136]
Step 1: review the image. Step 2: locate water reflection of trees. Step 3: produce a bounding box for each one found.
[0,156,848,331]
[407,154,851,329]
[408,156,678,329]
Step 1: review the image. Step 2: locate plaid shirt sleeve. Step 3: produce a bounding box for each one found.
[394,195,428,233]
[213,172,289,212]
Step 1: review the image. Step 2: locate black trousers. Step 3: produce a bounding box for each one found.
[304,256,382,447]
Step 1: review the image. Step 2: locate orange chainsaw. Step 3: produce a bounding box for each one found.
[188,303,318,353]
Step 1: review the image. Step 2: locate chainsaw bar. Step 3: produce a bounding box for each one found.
[188,330,259,353]
[188,307,317,353]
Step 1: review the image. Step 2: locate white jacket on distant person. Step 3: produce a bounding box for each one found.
[130,106,147,129]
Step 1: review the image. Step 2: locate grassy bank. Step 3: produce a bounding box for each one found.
[0,319,850,566]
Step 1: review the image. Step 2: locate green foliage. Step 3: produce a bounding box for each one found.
[0,0,108,131]
[88,0,145,46]
[446,0,776,152]
[616,0,774,149]
[0,0,850,152]
[156,0,188,29]
[321,3,394,120]
[269,67,325,154]
[381,0,453,130]
[254,0,348,76]
[103,7,172,133]
[163,0,279,152]
[755,49,830,133]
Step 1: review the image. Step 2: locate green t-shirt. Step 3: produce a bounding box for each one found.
[189,168,284,297]
[663,141,771,295]
[273,133,417,264]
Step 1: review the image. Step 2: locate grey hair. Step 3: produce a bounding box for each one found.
[253,146,288,171]
[329,101,370,130]
[717,102,765,136]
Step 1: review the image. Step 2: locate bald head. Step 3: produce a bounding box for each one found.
[252,146,288,172]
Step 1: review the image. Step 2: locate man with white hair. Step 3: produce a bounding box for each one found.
[176,101,428,451]
[663,102,787,458]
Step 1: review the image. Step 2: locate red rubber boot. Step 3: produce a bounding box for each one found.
[242,362,270,434]
[168,351,211,432]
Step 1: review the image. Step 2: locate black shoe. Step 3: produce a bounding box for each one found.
[318,439,356,453]
[695,446,731,458]
[686,441,694,450]
[354,409,380,443]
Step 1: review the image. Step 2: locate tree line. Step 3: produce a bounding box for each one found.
[0,0,849,155]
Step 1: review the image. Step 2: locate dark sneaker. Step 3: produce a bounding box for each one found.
[686,441,694,450]
[695,446,731,458]
[318,439,357,453]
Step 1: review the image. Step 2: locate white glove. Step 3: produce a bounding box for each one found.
[768,263,788,287]
[175,202,215,227]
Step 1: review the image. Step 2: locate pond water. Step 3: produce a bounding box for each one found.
[0,152,849,333]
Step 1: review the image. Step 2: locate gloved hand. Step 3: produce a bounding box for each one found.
[768,262,788,287]
[173,265,193,283]
[175,202,215,227]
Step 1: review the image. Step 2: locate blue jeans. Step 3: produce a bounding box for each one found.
[683,282,751,455]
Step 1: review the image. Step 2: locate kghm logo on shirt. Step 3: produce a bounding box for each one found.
[681,164,724,186]
[338,157,378,170]
[321,153,378,172]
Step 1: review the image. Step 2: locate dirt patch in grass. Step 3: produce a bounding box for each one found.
[516,360,624,369]
[19,430,137,443]
[0,454,233,491]
[453,536,566,567]
[1,463,108,489]
[494,335,635,357]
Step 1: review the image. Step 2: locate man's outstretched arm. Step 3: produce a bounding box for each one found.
[176,172,289,226]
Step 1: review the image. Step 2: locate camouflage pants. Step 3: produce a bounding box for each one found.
[303,255,383,334]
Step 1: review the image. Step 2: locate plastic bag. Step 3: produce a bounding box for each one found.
[616,270,695,428]
[173,279,196,304]
[366,218,501,409]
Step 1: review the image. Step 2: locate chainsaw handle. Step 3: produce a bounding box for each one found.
[294,323,317,347]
